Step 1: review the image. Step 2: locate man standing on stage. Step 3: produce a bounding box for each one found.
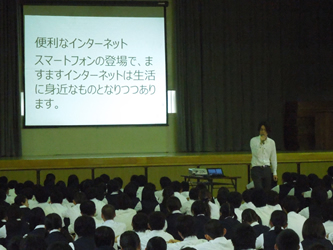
[250,122,278,190]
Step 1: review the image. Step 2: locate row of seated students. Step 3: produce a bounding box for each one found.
[0,170,332,249]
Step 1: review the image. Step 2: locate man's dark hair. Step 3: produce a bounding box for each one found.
[101,204,115,220]
[146,236,167,250]
[148,212,166,230]
[257,121,271,133]
[94,226,115,248]
[166,196,181,212]
[232,224,256,250]
[276,229,299,250]
[74,215,95,237]
[204,219,225,239]
[119,231,140,250]
[160,177,171,189]
[176,215,196,238]
[45,213,62,231]
[50,190,63,204]
[132,213,149,232]
[80,200,96,216]
[281,196,299,213]
[227,192,242,208]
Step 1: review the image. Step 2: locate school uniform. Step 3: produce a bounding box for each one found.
[166,210,183,240]
[73,236,96,250]
[27,225,47,238]
[97,219,126,238]
[140,229,174,250]
[193,214,210,239]
[114,208,136,231]
[45,229,69,246]
[180,199,195,215]
[250,221,270,238]
[286,211,306,241]
[194,236,233,250]
[167,235,206,250]
[91,198,107,220]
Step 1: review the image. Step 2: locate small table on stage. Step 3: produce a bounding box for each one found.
[181,175,241,193]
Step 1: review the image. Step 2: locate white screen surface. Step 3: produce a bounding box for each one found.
[24,9,167,126]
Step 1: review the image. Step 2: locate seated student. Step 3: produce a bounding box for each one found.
[19,234,47,250]
[21,187,39,209]
[239,189,255,211]
[44,213,73,246]
[155,186,174,215]
[139,212,174,250]
[215,187,229,207]
[98,204,126,239]
[155,177,172,204]
[136,175,147,201]
[281,195,306,241]
[266,190,282,214]
[199,189,219,220]
[141,186,159,216]
[14,194,30,223]
[73,215,96,250]
[165,197,183,241]
[114,193,137,231]
[5,180,17,205]
[299,186,328,220]
[167,215,206,250]
[194,219,233,250]
[94,226,115,250]
[171,181,187,207]
[241,208,269,238]
[301,217,332,250]
[181,181,190,200]
[227,191,243,222]
[119,231,141,250]
[44,190,69,227]
[26,207,47,238]
[293,174,311,210]
[323,200,333,236]
[146,236,166,250]
[274,229,300,250]
[68,192,87,226]
[255,210,288,250]
[33,186,51,213]
[191,200,210,239]
[271,172,295,201]
[106,180,122,209]
[132,213,150,238]
[181,187,199,215]
[123,182,142,212]
[85,187,107,220]
[114,177,124,193]
[219,202,240,240]
[231,223,256,250]
[251,189,271,227]
[0,189,9,208]
[68,200,102,234]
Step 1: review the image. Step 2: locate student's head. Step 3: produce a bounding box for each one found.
[142,186,157,202]
[232,223,256,250]
[119,231,140,250]
[75,215,95,237]
[181,181,189,192]
[302,217,326,240]
[160,177,171,189]
[198,189,212,203]
[275,229,299,250]
[94,226,115,248]
[204,219,226,240]
[189,187,199,200]
[67,174,79,188]
[0,189,6,202]
[137,175,147,187]
[124,182,139,199]
[162,186,174,203]
[50,190,63,204]
[14,194,28,207]
[34,186,48,203]
[20,235,47,250]
[132,213,149,232]
[100,174,110,184]
[73,192,87,205]
[148,212,165,230]
[101,204,116,221]
[281,172,293,183]
[220,202,236,220]
[241,189,253,203]
[80,200,96,216]
[45,213,62,231]
[266,190,279,206]
[171,181,181,193]
[328,166,333,177]
[241,208,261,224]
[107,180,120,194]
[166,196,181,212]
[21,187,34,200]
[227,191,242,208]
[251,189,267,207]
[114,177,124,189]
[322,200,333,222]
[176,215,196,239]
[117,193,132,210]
[281,196,299,213]
[27,207,45,231]
[85,187,97,200]
[191,200,210,217]
[270,210,287,235]
[311,186,328,205]
[44,173,56,187]
[146,236,166,250]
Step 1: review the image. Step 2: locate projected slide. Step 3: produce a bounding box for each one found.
[24,14,167,126]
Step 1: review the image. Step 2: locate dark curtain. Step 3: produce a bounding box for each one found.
[176,0,284,152]
[175,0,333,152]
[0,0,22,157]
